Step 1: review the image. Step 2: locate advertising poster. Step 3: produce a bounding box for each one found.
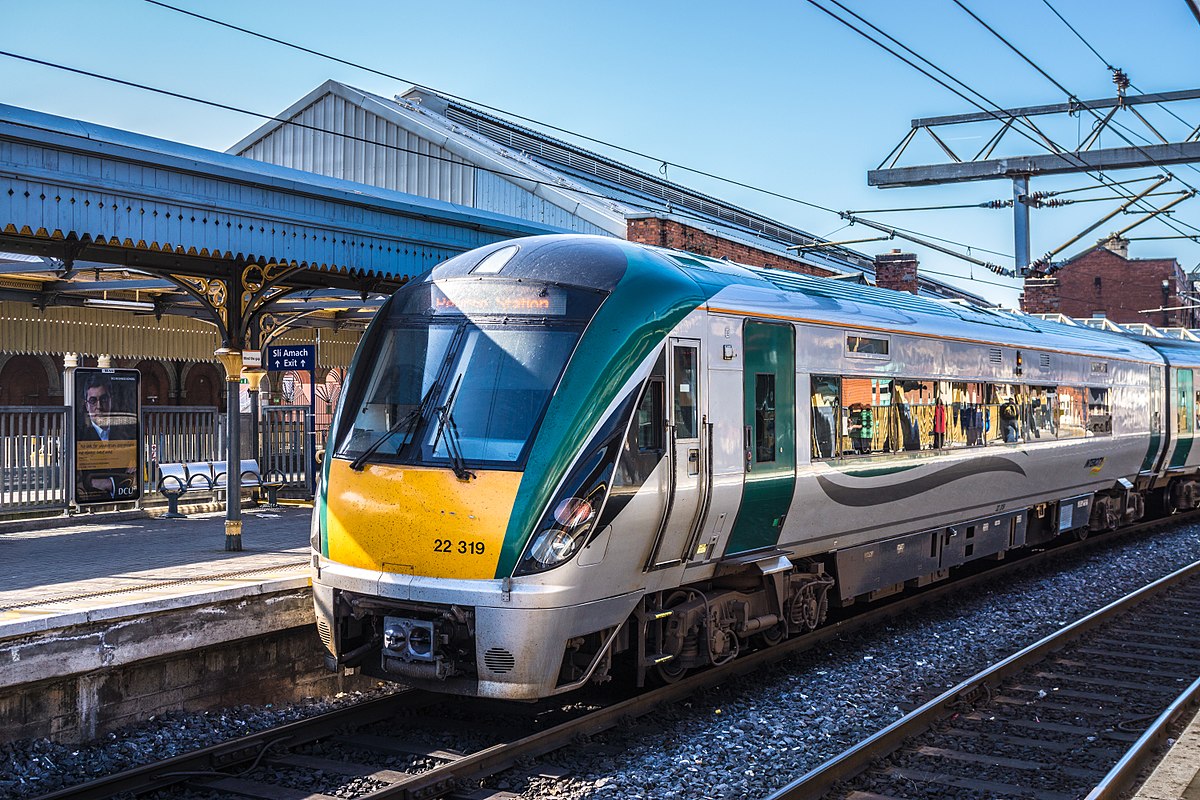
[74,368,141,505]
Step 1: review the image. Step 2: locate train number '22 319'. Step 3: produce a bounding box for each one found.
[433,539,485,555]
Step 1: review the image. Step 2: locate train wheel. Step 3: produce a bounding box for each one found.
[755,623,787,648]
[654,658,689,684]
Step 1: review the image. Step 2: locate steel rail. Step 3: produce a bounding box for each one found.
[1085,673,1200,800]
[762,557,1200,800]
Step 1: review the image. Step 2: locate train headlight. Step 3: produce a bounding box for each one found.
[527,526,587,566]
[553,497,594,528]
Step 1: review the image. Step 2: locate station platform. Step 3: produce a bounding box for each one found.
[0,503,360,743]
[0,504,312,630]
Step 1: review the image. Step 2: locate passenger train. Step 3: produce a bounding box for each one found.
[311,234,1200,700]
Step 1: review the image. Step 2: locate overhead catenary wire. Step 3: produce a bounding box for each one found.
[949,0,1200,239]
[139,0,844,218]
[804,0,1200,253]
[1039,0,1200,146]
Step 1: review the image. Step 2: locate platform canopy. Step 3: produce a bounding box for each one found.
[0,102,567,351]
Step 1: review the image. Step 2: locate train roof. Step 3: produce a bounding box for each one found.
[650,245,1164,364]
[429,235,1165,365]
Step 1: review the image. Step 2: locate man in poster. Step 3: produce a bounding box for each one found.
[75,370,140,504]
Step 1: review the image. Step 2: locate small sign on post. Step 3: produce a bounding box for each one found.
[242,349,262,369]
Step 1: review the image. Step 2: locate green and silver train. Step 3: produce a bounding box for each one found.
[311,234,1200,699]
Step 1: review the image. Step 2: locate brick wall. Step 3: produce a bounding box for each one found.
[1021,276,1061,314]
[874,251,919,295]
[625,216,834,277]
[1020,242,1193,326]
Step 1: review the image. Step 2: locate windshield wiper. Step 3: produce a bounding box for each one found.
[430,374,475,481]
[349,382,438,472]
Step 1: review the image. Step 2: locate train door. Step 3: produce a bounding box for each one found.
[725,321,796,554]
[645,338,707,569]
[1142,365,1165,473]
[1169,368,1194,468]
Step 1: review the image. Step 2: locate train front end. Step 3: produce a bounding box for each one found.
[311,235,705,699]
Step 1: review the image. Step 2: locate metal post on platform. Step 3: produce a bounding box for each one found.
[308,362,317,497]
[243,367,266,463]
[215,347,243,551]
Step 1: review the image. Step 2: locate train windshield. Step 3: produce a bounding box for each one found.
[334,279,599,470]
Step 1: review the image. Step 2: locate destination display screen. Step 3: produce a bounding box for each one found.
[430,282,567,316]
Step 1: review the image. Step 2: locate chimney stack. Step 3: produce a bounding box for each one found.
[874,250,920,295]
[1100,235,1129,259]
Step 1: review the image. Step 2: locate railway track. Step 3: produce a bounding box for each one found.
[31,514,1200,800]
[766,557,1200,800]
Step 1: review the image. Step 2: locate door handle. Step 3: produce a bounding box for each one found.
[744,425,752,472]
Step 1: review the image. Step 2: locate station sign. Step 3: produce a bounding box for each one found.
[267,344,315,371]
[242,349,262,369]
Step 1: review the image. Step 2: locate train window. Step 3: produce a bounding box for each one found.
[886,381,925,452]
[1057,387,1086,439]
[846,334,890,359]
[673,346,699,439]
[842,377,875,455]
[425,327,580,463]
[948,382,987,448]
[811,375,840,459]
[1179,370,1195,433]
[1087,388,1112,436]
[992,384,1020,444]
[755,374,777,462]
[1150,367,1163,433]
[336,323,458,457]
[1026,386,1058,441]
[636,379,665,452]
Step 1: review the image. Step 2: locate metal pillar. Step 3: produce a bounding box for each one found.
[1013,175,1031,276]
[215,347,243,551]
[245,368,266,463]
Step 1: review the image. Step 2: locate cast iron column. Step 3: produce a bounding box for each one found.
[215,347,243,551]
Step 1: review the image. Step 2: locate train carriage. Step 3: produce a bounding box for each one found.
[311,234,1191,700]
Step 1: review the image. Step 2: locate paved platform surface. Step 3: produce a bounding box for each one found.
[0,505,313,634]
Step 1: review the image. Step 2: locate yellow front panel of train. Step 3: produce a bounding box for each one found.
[325,459,521,579]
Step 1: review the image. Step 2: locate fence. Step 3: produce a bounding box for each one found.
[1,403,317,515]
[262,405,313,494]
[0,406,68,514]
[143,407,222,490]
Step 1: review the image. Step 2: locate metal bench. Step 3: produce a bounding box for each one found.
[156,462,217,518]
[155,458,286,517]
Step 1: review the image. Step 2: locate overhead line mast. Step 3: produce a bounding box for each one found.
[869,87,1200,275]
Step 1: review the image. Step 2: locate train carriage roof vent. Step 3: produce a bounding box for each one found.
[483,647,516,674]
[989,348,1003,364]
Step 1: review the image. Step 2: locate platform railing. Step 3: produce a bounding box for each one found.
[262,405,312,495]
[0,406,68,513]
[143,406,222,491]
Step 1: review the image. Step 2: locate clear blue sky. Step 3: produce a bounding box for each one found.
[4,0,1200,306]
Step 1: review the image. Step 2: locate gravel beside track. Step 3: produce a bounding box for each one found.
[5,523,1200,800]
